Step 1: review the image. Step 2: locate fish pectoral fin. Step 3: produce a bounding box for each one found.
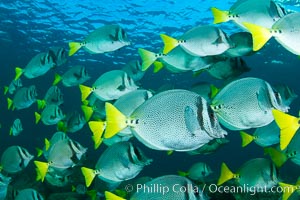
[184,106,201,135]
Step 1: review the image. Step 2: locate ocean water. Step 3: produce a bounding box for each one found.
[1,0,300,199]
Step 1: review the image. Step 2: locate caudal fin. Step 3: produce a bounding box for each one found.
[81,167,96,187]
[89,121,105,149]
[14,67,23,80]
[81,105,94,122]
[217,162,235,185]
[68,42,82,56]
[138,48,158,71]
[160,34,178,54]
[240,131,254,147]
[264,147,287,168]
[79,85,93,101]
[278,182,297,200]
[211,7,229,24]
[52,73,62,85]
[105,191,126,200]
[34,161,49,182]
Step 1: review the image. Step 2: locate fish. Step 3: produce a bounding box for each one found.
[277,179,300,200]
[14,50,56,80]
[206,56,250,80]
[160,25,232,56]
[34,138,87,182]
[9,118,23,136]
[0,145,34,174]
[224,32,255,57]
[81,141,152,188]
[0,173,11,200]
[178,162,213,182]
[35,104,65,125]
[271,109,300,150]
[218,158,279,190]
[14,188,44,200]
[79,70,138,101]
[211,0,287,29]
[211,77,289,130]
[7,85,38,110]
[243,12,300,54]
[58,111,86,133]
[43,167,74,187]
[105,175,208,200]
[105,89,227,151]
[53,65,90,87]
[187,138,230,155]
[69,24,130,56]
[138,47,213,73]
[240,121,280,148]
[49,47,68,67]
[122,60,145,82]
[37,85,64,110]
[273,84,298,108]
[4,78,22,95]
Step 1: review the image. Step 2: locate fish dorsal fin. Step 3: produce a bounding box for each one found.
[278,182,297,200]
[210,7,229,24]
[272,109,300,150]
[217,162,236,185]
[105,191,126,200]
[104,103,127,139]
[240,131,254,147]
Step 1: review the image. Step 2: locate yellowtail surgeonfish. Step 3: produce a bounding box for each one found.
[122,60,145,82]
[218,158,278,190]
[160,25,232,56]
[211,77,289,130]
[68,24,130,56]
[14,188,44,200]
[37,85,64,110]
[58,111,86,133]
[81,141,152,188]
[138,47,213,73]
[224,32,255,57]
[14,50,56,80]
[49,47,68,67]
[53,65,90,87]
[0,173,11,200]
[35,105,65,125]
[105,89,227,151]
[0,145,34,174]
[105,175,208,200]
[9,118,23,136]
[277,177,300,200]
[79,70,138,101]
[4,78,22,95]
[243,12,300,54]
[7,85,38,110]
[211,0,287,29]
[178,162,213,183]
[34,138,87,182]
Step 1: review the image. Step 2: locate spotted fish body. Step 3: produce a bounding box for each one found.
[211,77,289,130]
[129,89,227,151]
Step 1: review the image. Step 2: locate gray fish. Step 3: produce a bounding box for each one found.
[80,70,138,101]
[211,77,289,130]
[273,84,297,108]
[9,118,23,136]
[14,188,44,200]
[206,56,250,80]
[69,24,130,56]
[105,89,227,151]
[0,146,33,174]
[81,141,152,188]
[0,173,11,200]
[161,25,232,56]
[225,32,255,57]
[178,162,213,182]
[8,85,38,110]
[62,111,86,133]
[4,78,22,95]
[35,105,65,125]
[53,65,90,87]
[14,50,56,80]
[49,47,68,67]
[122,60,145,82]
[38,85,64,110]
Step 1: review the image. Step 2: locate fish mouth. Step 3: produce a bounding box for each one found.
[129,144,152,166]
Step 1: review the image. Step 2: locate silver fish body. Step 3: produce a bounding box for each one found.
[40,105,65,125]
[14,188,44,200]
[12,85,37,110]
[44,86,64,106]
[10,118,23,136]
[62,65,90,87]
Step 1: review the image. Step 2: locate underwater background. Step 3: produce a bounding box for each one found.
[1,0,300,199]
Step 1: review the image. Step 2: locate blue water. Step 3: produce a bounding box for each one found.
[1,0,300,199]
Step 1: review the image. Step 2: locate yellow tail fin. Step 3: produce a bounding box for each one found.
[89,121,105,149]
[81,167,96,187]
[242,22,272,51]
[240,131,254,147]
[34,161,49,182]
[79,85,93,101]
[37,99,46,110]
[36,148,43,157]
[138,48,158,71]
[14,67,23,80]
[178,170,189,177]
[9,128,12,136]
[35,112,41,124]
[86,189,98,200]
[210,7,229,24]
[217,162,235,185]
[272,109,300,150]
[7,98,13,110]
[57,121,67,132]
[68,42,82,56]
[153,61,164,73]
[160,34,179,54]
[3,86,8,95]
[52,73,62,85]
[105,191,126,200]
[210,84,219,99]
[264,147,287,168]
[81,105,94,122]
[278,182,298,200]
[104,103,128,139]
